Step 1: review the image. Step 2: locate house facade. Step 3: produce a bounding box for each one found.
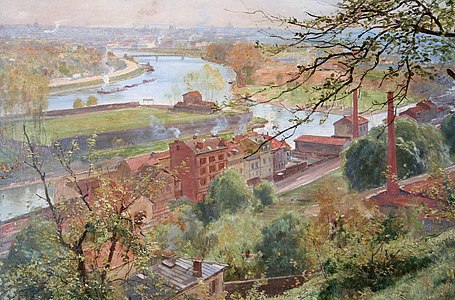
[170,137,229,202]
[333,115,369,138]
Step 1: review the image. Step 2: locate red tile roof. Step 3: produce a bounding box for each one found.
[122,151,170,172]
[181,137,228,153]
[182,91,202,98]
[334,115,369,125]
[294,135,350,146]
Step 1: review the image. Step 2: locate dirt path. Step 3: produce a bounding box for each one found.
[49,59,139,88]
[275,158,341,194]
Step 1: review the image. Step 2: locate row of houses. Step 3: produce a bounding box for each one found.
[54,132,293,225]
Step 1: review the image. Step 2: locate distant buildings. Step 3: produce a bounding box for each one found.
[399,99,449,123]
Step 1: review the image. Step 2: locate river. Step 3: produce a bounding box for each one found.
[0,51,407,221]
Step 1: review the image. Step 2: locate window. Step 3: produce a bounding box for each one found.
[218,154,224,160]
[201,167,207,175]
[209,165,216,173]
[209,156,215,163]
[200,178,207,186]
[218,163,225,170]
[209,279,219,295]
[200,157,207,165]
[251,162,255,169]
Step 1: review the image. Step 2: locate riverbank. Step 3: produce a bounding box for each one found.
[49,58,145,95]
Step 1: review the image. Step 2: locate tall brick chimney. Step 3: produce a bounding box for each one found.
[386,92,400,195]
[193,258,202,277]
[352,89,359,139]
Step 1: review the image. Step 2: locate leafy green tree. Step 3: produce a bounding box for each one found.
[343,118,449,191]
[86,95,98,107]
[195,169,259,224]
[254,180,277,206]
[206,213,264,281]
[73,98,84,109]
[441,114,455,155]
[183,64,225,100]
[343,137,387,191]
[256,211,308,277]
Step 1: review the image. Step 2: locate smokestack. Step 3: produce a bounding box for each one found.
[193,258,202,277]
[386,92,400,196]
[352,89,359,139]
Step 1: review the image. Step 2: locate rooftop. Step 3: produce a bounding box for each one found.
[294,135,350,146]
[334,115,369,125]
[178,137,228,154]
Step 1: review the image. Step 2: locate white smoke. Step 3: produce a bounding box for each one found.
[100,48,115,87]
[210,116,228,136]
[44,22,61,33]
[234,114,249,136]
[150,115,181,139]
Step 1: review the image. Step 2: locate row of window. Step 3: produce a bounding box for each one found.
[199,154,225,165]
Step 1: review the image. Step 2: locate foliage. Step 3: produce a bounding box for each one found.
[195,169,259,224]
[0,133,165,299]
[255,0,454,113]
[73,97,85,109]
[343,118,449,191]
[205,43,262,87]
[183,64,225,100]
[256,211,308,277]
[0,63,49,116]
[254,180,277,206]
[86,95,98,107]
[206,213,264,281]
[441,114,455,155]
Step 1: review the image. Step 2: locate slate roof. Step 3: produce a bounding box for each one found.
[151,258,226,291]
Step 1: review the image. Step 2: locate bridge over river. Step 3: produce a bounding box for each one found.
[130,53,199,61]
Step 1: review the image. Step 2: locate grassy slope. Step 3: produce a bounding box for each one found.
[8,108,220,145]
[259,170,348,221]
[269,230,455,300]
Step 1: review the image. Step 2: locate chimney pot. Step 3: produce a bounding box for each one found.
[193,258,202,277]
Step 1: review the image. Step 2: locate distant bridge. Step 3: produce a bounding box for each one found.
[129,53,199,61]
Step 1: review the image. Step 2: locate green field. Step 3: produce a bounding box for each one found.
[8,108,221,145]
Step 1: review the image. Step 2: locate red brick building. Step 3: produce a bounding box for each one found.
[170,137,229,202]
[173,90,215,113]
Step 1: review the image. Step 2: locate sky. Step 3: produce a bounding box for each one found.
[0,0,337,28]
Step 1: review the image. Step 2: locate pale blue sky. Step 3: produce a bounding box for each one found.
[0,0,337,27]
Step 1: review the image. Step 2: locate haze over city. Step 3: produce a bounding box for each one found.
[0,0,337,28]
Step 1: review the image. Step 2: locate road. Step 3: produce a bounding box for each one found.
[49,58,139,88]
[275,157,341,194]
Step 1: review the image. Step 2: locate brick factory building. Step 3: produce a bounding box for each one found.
[170,137,229,202]
[333,115,369,138]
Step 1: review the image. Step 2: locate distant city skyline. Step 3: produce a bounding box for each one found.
[0,0,337,28]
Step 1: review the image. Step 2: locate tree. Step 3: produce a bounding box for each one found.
[0,132,164,299]
[205,213,264,281]
[245,0,454,140]
[183,64,225,100]
[343,118,449,191]
[73,98,84,109]
[86,95,98,107]
[195,169,259,224]
[256,211,308,277]
[227,43,262,87]
[441,114,455,155]
[254,180,277,206]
